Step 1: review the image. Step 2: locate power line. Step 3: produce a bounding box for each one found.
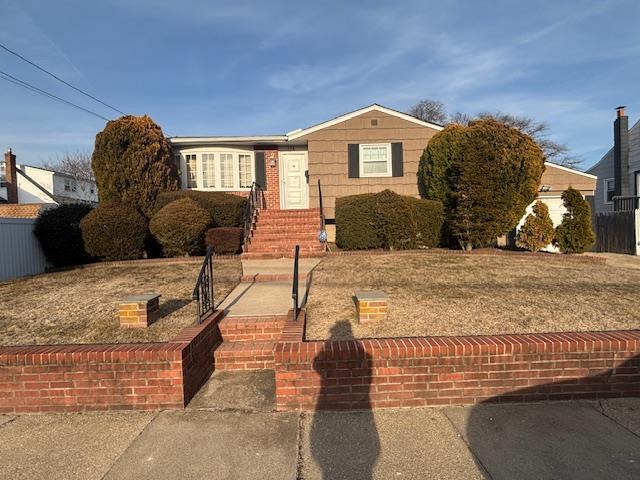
[0,41,126,116]
[0,70,110,121]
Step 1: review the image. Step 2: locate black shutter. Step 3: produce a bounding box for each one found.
[255,151,266,189]
[391,142,403,177]
[348,144,359,178]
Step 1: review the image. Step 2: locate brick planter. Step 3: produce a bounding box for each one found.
[0,310,224,414]
[274,311,640,411]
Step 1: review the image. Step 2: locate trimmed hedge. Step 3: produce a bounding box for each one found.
[335,193,382,250]
[155,191,246,228]
[150,198,212,257]
[80,203,148,260]
[33,203,94,267]
[404,197,444,248]
[205,227,243,255]
[335,190,444,250]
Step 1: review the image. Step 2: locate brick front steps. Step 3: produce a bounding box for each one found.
[243,208,324,257]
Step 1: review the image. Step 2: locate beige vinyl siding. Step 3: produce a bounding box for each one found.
[538,163,596,197]
[300,110,439,218]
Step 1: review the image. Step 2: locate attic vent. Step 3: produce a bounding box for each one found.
[370,119,378,127]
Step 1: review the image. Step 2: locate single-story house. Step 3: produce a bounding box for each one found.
[168,104,596,254]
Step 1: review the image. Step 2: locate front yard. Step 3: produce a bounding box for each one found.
[0,258,241,346]
[305,252,640,340]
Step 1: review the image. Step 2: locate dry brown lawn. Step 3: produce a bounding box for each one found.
[0,258,241,346]
[304,253,640,340]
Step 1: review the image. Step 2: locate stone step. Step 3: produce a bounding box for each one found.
[218,314,288,342]
[214,340,276,370]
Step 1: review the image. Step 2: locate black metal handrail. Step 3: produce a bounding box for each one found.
[192,246,215,324]
[613,195,640,212]
[292,245,300,321]
[243,182,265,250]
[317,179,327,250]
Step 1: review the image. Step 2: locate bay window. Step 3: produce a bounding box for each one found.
[178,150,255,190]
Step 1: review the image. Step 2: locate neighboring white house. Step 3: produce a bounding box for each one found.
[1,149,98,205]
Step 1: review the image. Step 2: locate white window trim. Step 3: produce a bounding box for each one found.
[177,149,255,192]
[604,178,615,204]
[359,143,392,178]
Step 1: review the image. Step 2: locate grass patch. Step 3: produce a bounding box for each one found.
[0,258,241,346]
[305,252,640,340]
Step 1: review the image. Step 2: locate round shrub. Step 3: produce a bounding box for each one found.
[554,187,595,254]
[516,201,555,252]
[150,198,212,256]
[155,191,246,227]
[451,119,545,250]
[205,227,244,255]
[80,203,148,260]
[33,203,94,267]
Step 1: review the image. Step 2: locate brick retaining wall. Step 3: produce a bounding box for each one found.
[274,312,640,411]
[0,311,223,413]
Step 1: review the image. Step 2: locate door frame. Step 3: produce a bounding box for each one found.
[279,151,309,209]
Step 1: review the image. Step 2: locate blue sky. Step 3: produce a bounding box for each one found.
[0,0,638,169]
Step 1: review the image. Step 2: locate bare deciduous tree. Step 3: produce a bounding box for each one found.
[476,111,580,168]
[408,99,447,125]
[44,150,96,196]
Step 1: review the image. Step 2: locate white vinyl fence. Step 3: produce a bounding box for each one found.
[0,217,48,282]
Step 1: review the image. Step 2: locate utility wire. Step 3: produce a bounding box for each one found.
[0,41,126,116]
[0,70,110,121]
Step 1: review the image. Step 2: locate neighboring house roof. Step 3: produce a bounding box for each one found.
[16,167,58,203]
[168,104,444,146]
[544,161,597,179]
[0,203,53,218]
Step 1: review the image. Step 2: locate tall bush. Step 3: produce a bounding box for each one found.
[92,115,178,217]
[80,203,148,260]
[404,197,444,248]
[335,193,382,250]
[33,203,94,267]
[149,198,212,256]
[155,190,246,227]
[374,190,417,250]
[554,187,595,254]
[516,201,555,252]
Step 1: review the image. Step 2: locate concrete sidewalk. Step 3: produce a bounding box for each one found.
[2,371,639,480]
[218,258,321,317]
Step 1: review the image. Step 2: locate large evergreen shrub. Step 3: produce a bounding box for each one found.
[80,203,148,260]
[33,203,94,267]
[92,115,179,217]
[554,187,595,254]
[155,190,246,227]
[516,201,555,252]
[149,198,212,256]
[374,190,418,250]
[205,227,244,255]
[404,197,445,248]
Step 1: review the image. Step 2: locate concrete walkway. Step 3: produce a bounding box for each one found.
[218,258,321,317]
[2,368,640,479]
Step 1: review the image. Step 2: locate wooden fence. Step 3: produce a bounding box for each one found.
[0,217,48,281]
[595,210,639,255]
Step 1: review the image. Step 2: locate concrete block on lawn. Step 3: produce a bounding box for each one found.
[354,290,388,324]
[118,293,160,328]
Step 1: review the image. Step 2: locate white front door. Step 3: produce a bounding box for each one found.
[280,152,309,209]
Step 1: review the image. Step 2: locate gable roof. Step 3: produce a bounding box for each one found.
[544,161,597,179]
[286,104,444,140]
[168,104,444,146]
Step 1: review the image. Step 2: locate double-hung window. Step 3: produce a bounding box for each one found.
[359,143,392,177]
[185,154,198,189]
[604,178,615,204]
[178,151,254,190]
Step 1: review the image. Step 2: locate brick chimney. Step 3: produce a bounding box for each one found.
[4,148,18,203]
[614,106,630,197]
